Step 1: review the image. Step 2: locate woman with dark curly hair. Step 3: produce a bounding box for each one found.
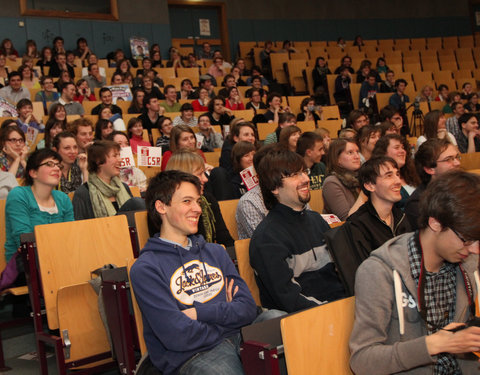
[372,134,420,210]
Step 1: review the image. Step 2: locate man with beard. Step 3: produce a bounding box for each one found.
[249,148,345,313]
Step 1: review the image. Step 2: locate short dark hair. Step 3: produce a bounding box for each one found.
[99,87,112,97]
[379,105,399,122]
[296,132,323,157]
[143,94,157,108]
[257,148,306,210]
[24,148,61,186]
[278,112,296,126]
[458,113,477,133]
[266,92,281,106]
[145,170,201,229]
[451,101,463,112]
[107,130,129,145]
[61,81,75,92]
[0,125,25,149]
[359,156,398,196]
[180,102,194,112]
[164,84,176,95]
[418,170,480,241]
[16,98,32,110]
[87,140,120,173]
[394,79,407,88]
[8,71,21,81]
[415,138,452,184]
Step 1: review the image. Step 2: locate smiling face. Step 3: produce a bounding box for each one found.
[365,162,402,205]
[161,119,173,136]
[101,122,114,139]
[197,116,211,131]
[240,150,255,170]
[157,181,202,239]
[113,133,129,148]
[177,131,196,150]
[5,130,25,154]
[131,121,144,137]
[274,169,311,211]
[430,218,479,265]
[76,125,93,150]
[386,139,406,168]
[234,126,255,144]
[100,107,113,120]
[55,136,79,165]
[288,131,301,151]
[30,157,62,187]
[100,90,113,105]
[338,142,361,171]
[99,148,121,179]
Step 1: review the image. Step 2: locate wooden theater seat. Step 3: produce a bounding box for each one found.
[234,239,261,306]
[127,258,147,355]
[33,215,135,366]
[281,297,356,375]
[218,199,239,241]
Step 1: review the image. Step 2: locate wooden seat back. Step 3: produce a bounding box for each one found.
[281,297,355,375]
[127,258,147,355]
[201,147,220,166]
[257,122,277,141]
[461,152,480,170]
[134,210,150,250]
[34,215,134,330]
[234,239,261,306]
[57,282,111,363]
[309,189,324,213]
[218,199,239,241]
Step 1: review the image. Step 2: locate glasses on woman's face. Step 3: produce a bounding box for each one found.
[39,160,63,170]
[6,138,25,145]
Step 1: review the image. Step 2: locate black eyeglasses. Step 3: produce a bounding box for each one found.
[450,227,477,247]
[437,154,461,163]
[282,169,310,179]
[39,161,63,170]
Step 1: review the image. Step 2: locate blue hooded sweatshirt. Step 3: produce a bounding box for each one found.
[130,234,257,375]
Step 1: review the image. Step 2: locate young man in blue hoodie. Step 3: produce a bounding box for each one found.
[130,170,257,375]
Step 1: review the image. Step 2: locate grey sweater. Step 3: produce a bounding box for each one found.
[349,233,480,375]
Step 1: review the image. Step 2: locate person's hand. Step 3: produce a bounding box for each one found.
[225,278,238,302]
[159,106,166,116]
[182,308,197,320]
[3,143,19,160]
[437,128,447,139]
[426,323,480,355]
[223,107,233,116]
[203,96,210,106]
[204,163,214,173]
[283,105,291,113]
[77,152,87,171]
[19,145,29,161]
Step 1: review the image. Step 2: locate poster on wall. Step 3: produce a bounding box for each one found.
[130,37,149,60]
[199,19,211,36]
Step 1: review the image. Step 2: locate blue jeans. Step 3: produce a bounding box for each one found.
[178,334,244,375]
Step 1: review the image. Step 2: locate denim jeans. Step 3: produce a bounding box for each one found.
[178,334,244,375]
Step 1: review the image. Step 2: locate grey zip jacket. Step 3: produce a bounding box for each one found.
[349,232,480,374]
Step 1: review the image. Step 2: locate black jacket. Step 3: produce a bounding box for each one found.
[250,203,345,312]
[325,199,411,295]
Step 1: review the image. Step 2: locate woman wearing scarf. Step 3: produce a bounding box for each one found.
[322,138,367,221]
[72,140,144,220]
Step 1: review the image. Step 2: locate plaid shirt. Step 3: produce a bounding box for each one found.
[408,233,460,375]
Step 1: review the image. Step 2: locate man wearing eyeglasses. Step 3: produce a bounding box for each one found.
[249,148,345,313]
[405,138,461,230]
[350,170,480,375]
